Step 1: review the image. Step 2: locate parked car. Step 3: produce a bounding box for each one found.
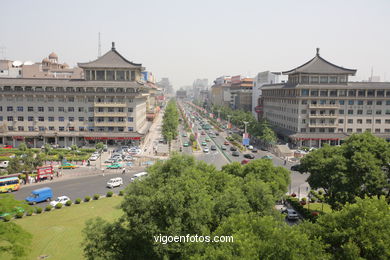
[232,151,240,157]
[124,156,134,161]
[201,141,207,146]
[106,163,123,169]
[131,172,148,182]
[203,147,209,153]
[248,145,254,150]
[0,161,9,168]
[215,132,220,136]
[241,159,250,165]
[224,141,230,145]
[59,162,77,169]
[201,131,205,135]
[286,209,299,220]
[261,155,273,160]
[105,158,115,164]
[3,145,13,149]
[205,137,211,142]
[244,153,255,159]
[183,142,189,147]
[50,196,70,207]
[210,145,217,151]
[182,133,187,137]
[230,146,237,151]
[290,164,303,172]
[221,145,227,150]
[252,148,258,153]
[25,187,53,204]
[106,177,123,188]
[89,155,99,161]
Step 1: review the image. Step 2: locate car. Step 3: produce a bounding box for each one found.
[210,145,217,151]
[25,187,53,204]
[183,142,189,147]
[201,141,207,146]
[261,155,273,160]
[224,141,230,145]
[203,147,209,153]
[89,155,99,161]
[131,172,148,182]
[198,127,202,130]
[3,145,13,149]
[0,206,25,219]
[286,209,299,220]
[291,164,303,172]
[59,162,77,169]
[205,137,211,142]
[230,146,237,151]
[106,177,123,188]
[182,133,187,137]
[105,158,115,164]
[113,158,123,163]
[201,131,205,135]
[221,145,227,150]
[241,159,250,165]
[251,148,258,153]
[124,156,134,161]
[215,132,220,136]
[232,151,240,157]
[50,196,70,207]
[244,153,255,159]
[106,163,123,169]
[248,145,254,150]
[260,147,268,151]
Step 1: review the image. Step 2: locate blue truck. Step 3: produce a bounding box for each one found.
[25,187,53,204]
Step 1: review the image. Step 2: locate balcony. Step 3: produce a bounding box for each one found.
[93,102,126,107]
[94,112,127,117]
[308,114,338,119]
[94,121,127,127]
[308,123,338,128]
[308,104,339,109]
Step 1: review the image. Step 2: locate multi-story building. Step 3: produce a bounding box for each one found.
[252,71,279,119]
[262,48,390,148]
[230,76,253,111]
[0,42,150,148]
[210,76,231,107]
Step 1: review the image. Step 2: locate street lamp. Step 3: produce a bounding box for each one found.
[243,121,249,134]
[227,115,231,129]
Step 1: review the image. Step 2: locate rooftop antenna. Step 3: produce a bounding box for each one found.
[98,32,101,58]
[370,66,373,81]
[0,46,6,60]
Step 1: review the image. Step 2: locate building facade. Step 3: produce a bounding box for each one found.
[230,76,253,111]
[0,42,150,148]
[210,76,231,107]
[262,48,390,148]
[252,71,279,119]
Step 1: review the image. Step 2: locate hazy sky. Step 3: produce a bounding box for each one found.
[1,0,390,88]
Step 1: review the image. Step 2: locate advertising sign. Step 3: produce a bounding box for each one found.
[37,166,54,180]
[255,106,263,113]
[242,138,250,146]
[231,75,242,84]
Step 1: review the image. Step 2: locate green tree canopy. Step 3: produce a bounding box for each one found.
[0,221,32,260]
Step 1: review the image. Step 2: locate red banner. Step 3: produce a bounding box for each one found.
[84,137,141,140]
[37,166,53,180]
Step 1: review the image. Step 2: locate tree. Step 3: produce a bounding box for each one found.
[0,194,32,215]
[300,132,390,210]
[95,142,104,151]
[43,143,52,154]
[0,221,32,260]
[18,142,27,152]
[302,197,390,259]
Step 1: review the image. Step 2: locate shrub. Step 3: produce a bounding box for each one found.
[45,205,53,211]
[3,215,12,222]
[35,207,43,214]
[93,194,100,200]
[26,210,33,216]
[84,196,91,202]
[291,193,297,197]
[106,191,113,197]
[15,212,24,218]
[55,203,63,209]
[75,198,81,204]
[65,200,72,206]
[119,190,124,196]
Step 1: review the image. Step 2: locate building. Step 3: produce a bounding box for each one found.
[157,78,174,96]
[262,48,390,148]
[210,76,231,107]
[193,78,208,101]
[176,89,187,99]
[230,76,253,111]
[0,42,150,148]
[252,71,279,119]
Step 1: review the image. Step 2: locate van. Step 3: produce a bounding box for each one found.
[0,161,9,168]
[130,172,148,182]
[106,177,123,188]
[25,187,53,204]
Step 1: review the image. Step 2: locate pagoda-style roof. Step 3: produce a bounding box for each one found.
[282,48,356,75]
[78,42,143,69]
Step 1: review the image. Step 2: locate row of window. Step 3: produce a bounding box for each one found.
[1,85,139,93]
[6,126,135,132]
[0,116,134,122]
[302,109,390,115]
[302,100,390,105]
[301,89,390,97]
[0,106,134,112]
[338,119,390,124]
[0,96,135,103]
[301,128,390,134]
[290,75,347,85]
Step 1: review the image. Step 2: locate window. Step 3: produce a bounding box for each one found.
[357,119,363,124]
[338,128,343,133]
[88,117,94,122]
[347,119,353,124]
[301,110,307,114]
[375,129,381,133]
[118,108,124,112]
[68,107,74,112]
[59,127,65,131]
[329,128,335,133]
[38,107,44,112]
[386,100,390,105]
[7,116,13,121]
[69,117,74,122]
[128,127,134,131]
[49,126,55,131]
[358,90,365,97]
[356,129,362,133]
[310,76,319,83]
[28,126,34,131]
[88,107,94,112]
[329,76,337,83]
[357,110,363,115]
[128,117,133,122]
[108,127,114,131]
[48,107,54,112]
[69,127,75,132]
[58,107,64,112]
[78,117,84,122]
[339,119,344,124]
[347,128,353,133]
[357,100,363,105]
[366,129,371,132]
[367,100,373,105]
[320,90,328,97]
[38,117,44,122]
[28,116,33,121]
[348,110,353,115]
[131,71,135,81]
[375,119,381,124]
[301,128,306,132]
[376,110,382,115]
[7,106,13,112]
[366,119,372,124]
[17,126,24,131]
[301,89,309,96]
[108,107,114,112]
[118,117,124,122]
[0,116,2,121]
[339,110,344,114]
[27,107,33,112]
[17,106,23,112]
[108,117,114,122]
[59,117,64,122]
[386,110,390,115]
[310,90,318,96]
[8,126,13,131]
[38,126,45,131]
[367,110,372,115]
[68,97,74,102]
[348,90,356,96]
[128,107,133,112]
[301,100,308,105]
[17,116,24,121]
[310,128,316,133]
[385,129,390,133]
[78,107,84,112]
[118,127,124,132]
[48,117,54,122]
[320,76,328,83]
[385,119,390,124]
[348,100,354,105]
[339,100,345,105]
[339,90,347,96]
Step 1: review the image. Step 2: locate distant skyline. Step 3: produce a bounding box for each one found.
[1,0,390,88]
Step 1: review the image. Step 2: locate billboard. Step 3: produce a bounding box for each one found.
[37,166,54,180]
[231,75,242,84]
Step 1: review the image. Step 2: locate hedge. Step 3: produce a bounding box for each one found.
[45,205,53,211]
[93,194,100,200]
[55,203,63,209]
[35,207,43,214]
[106,191,113,197]
[75,198,81,204]
[15,212,24,218]
[65,200,72,206]
[3,215,12,222]
[286,197,318,222]
[84,196,91,202]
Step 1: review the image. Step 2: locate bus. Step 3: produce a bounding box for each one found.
[0,177,20,193]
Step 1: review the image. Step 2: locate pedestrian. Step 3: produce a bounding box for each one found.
[122,167,126,175]
[284,159,287,165]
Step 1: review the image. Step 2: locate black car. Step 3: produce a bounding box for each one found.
[215,132,219,136]
[291,164,303,172]
[260,147,267,151]
[210,145,217,151]
[251,148,258,153]
[230,146,237,151]
[244,153,255,159]
[232,151,240,157]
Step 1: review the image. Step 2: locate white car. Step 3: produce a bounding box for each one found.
[105,158,115,163]
[248,145,254,150]
[203,147,209,153]
[89,155,99,161]
[130,172,148,182]
[50,196,70,207]
[286,209,299,220]
[124,156,134,161]
[107,177,123,188]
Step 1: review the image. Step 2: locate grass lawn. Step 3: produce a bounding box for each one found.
[13,196,123,260]
[303,202,333,214]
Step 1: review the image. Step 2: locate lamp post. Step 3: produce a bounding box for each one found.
[217,110,221,122]
[227,115,231,129]
[243,121,249,134]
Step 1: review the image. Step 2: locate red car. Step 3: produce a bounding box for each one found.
[241,159,250,165]
[201,131,205,135]
[224,141,230,145]
[3,145,13,149]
